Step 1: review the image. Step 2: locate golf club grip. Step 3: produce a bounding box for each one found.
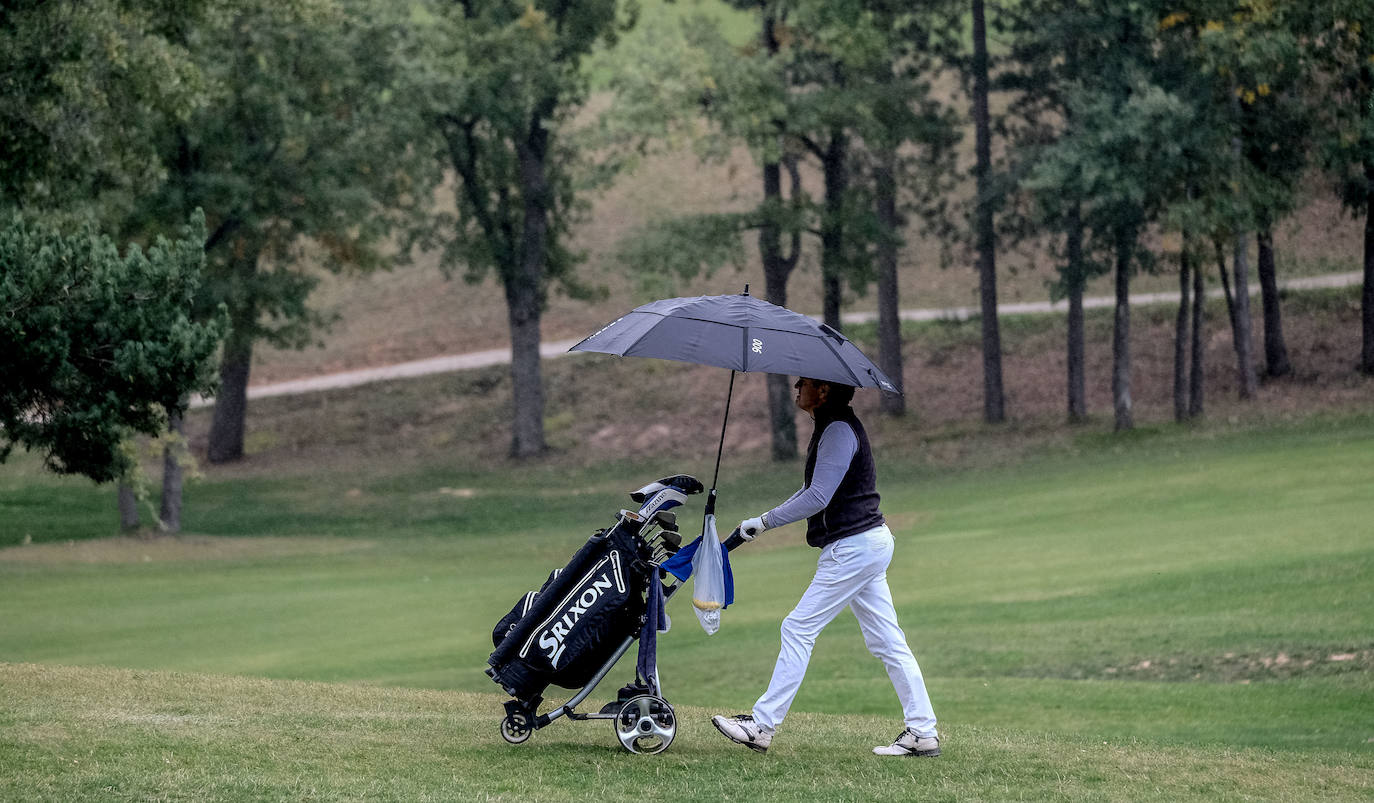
[723,528,748,552]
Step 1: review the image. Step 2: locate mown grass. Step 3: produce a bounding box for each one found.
[2,663,1370,802]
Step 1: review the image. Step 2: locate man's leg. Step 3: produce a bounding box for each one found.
[751,541,883,731]
[849,537,937,738]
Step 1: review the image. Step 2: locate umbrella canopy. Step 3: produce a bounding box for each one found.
[569,292,900,393]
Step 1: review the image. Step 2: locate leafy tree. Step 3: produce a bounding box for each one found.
[604,7,808,459]
[610,1,957,437]
[1024,2,1195,432]
[1300,1,1374,374]
[1001,0,1108,423]
[127,0,424,463]
[397,0,628,458]
[830,0,960,417]
[1148,4,1321,398]
[0,0,204,220]
[0,213,222,483]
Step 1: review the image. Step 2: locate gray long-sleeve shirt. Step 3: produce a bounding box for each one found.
[763,421,858,529]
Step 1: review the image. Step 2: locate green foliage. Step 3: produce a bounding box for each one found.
[1299,1,1374,213]
[395,0,629,300]
[605,0,963,294]
[1003,0,1325,297]
[0,212,223,483]
[127,0,424,350]
[1014,2,1194,271]
[613,213,753,299]
[0,0,207,222]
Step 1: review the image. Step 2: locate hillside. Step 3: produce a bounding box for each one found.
[191,287,1374,475]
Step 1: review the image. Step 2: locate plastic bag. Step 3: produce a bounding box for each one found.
[690,513,727,634]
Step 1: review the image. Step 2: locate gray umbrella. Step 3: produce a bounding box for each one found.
[569,289,900,504]
[571,291,898,392]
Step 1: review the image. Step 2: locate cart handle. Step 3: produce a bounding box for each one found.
[722,527,749,553]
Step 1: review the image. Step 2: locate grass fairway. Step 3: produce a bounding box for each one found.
[2,663,1370,802]
[2,414,1373,799]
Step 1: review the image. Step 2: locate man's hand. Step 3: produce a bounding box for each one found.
[738,515,768,540]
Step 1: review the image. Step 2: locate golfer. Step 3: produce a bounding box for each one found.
[711,377,939,756]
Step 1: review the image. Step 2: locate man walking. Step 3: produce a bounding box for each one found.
[711,377,939,757]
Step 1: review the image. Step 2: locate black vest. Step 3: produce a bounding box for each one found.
[804,405,884,549]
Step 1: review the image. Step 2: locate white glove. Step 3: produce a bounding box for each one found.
[738,515,768,540]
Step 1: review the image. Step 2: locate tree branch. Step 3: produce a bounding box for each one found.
[440,116,508,265]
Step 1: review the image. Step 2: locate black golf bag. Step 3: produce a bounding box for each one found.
[487,520,655,700]
[486,475,700,705]
[486,473,755,754]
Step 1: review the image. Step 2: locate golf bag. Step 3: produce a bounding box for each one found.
[487,522,652,700]
[486,475,700,704]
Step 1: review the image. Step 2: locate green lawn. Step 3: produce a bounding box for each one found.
[2,413,1372,799]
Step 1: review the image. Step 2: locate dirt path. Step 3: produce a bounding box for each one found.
[190,271,1361,408]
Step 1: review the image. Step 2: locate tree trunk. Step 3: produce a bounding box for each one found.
[1256,227,1291,377]
[1174,248,1190,423]
[1065,203,1086,424]
[509,117,552,459]
[821,130,847,333]
[759,15,799,460]
[1363,181,1374,374]
[1215,238,1236,334]
[1189,254,1205,418]
[875,145,904,416]
[160,410,184,534]
[207,244,258,465]
[971,0,1004,424]
[1231,230,1258,399]
[505,277,546,458]
[118,482,140,532]
[1111,224,1134,432]
[761,153,800,460]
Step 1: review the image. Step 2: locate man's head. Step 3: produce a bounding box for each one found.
[793,377,856,417]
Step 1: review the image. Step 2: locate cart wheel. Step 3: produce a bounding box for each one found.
[500,711,533,745]
[614,695,675,755]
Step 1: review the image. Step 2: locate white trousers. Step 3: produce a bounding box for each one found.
[752,524,938,737]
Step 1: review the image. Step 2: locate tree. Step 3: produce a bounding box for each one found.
[399,0,627,458]
[1301,1,1374,374]
[0,0,204,220]
[969,0,1005,423]
[0,213,222,483]
[597,8,806,459]
[2,0,222,524]
[1154,3,1317,396]
[128,0,424,464]
[765,0,959,344]
[757,11,806,453]
[851,0,961,417]
[607,2,955,444]
[1001,1,1106,424]
[1025,3,1194,432]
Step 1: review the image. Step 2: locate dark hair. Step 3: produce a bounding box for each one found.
[810,378,855,408]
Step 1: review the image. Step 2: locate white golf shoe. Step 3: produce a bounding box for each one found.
[711,714,772,753]
[873,728,940,757]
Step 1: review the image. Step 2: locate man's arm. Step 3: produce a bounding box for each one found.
[740,423,857,537]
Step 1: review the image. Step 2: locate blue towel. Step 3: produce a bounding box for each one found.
[636,574,666,693]
[659,536,734,608]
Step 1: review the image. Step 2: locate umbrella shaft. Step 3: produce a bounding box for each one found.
[710,370,736,495]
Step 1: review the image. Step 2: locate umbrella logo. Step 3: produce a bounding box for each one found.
[751,338,763,354]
